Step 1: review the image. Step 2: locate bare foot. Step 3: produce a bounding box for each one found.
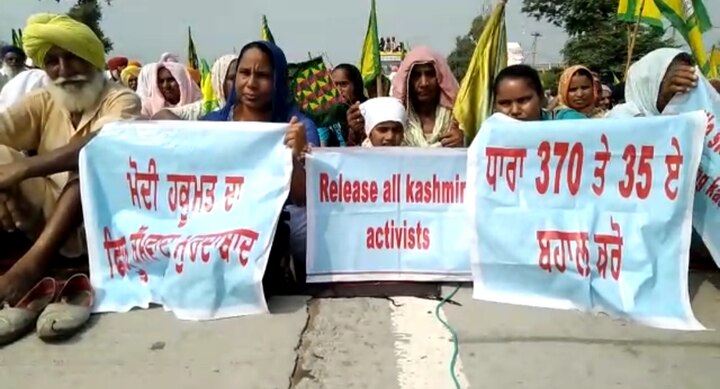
[0,268,42,305]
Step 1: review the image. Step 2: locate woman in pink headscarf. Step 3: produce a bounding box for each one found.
[141,61,201,117]
[391,46,463,147]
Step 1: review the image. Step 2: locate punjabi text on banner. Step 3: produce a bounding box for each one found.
[467,112,706,330]
[79,121,292,320]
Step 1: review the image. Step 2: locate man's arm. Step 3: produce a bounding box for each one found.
[20,89,141,179]
[0,91,44,151]
[20,132,98,179]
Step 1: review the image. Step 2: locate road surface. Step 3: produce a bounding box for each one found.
[2,273,719,388]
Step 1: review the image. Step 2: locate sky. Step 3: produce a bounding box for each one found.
[1,0,720,66]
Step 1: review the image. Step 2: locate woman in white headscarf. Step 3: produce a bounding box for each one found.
[134,63,156,100]
[152,54,237,120]
[609,48,718,265]
[607,48,698,118]
[359,97,407,147]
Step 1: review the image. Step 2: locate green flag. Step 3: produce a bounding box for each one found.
[359,0,381,86]
[261,15,275,44]
[187,26,199,70]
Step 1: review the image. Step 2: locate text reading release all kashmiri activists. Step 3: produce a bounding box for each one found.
[306,148,471,282]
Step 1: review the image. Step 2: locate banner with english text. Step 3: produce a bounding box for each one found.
[664,79,720,269]
[467,112,706,330]
[79,121,292,320]
[306,148,471,282]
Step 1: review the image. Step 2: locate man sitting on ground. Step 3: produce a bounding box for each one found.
[0,13,141,303]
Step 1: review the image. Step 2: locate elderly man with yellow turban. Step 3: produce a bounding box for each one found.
[0,13,140,344]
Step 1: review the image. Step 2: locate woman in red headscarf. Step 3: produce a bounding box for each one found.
[390,46,464,147]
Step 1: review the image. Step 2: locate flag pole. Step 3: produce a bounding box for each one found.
[624,0,645,79]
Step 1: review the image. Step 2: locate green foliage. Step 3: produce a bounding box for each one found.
[66,0,113,53]
[563,23,673,81]
[521,0,617,37]
[447,13,488,81]
[522,0,675,82]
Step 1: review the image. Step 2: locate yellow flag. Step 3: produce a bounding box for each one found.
[656,0,715,78]
[359,0,381,85]
[710,46,720,78]
[617,0,664,29]
[452,0,507,143]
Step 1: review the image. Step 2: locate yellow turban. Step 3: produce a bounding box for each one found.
[120,65,141,86]
[23,13,105,70]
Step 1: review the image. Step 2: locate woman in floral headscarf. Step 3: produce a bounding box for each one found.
[553,65,603,119]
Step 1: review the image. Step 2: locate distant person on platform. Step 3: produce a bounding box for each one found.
[0,46,28,91]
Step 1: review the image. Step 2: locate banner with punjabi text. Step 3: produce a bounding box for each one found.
[664,79,720,269]
[79,121,292,320]
[467,112,706,330]
[306,148,471,282]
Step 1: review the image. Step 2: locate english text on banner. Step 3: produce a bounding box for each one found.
[306,147,471,282]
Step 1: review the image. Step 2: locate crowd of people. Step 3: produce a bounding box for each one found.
[0,11,717,345]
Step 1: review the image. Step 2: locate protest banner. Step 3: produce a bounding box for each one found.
[664,79,720,268]
[79,121,292,320]
[467,112,706,330]
[306,148,471,282]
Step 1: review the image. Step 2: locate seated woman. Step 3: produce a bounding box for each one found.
[606,48,710,265]
[391,47,463,147]
[140,62,201,117]
[359,97,406,147]
[331,63,368,146]
[608,48,697,118]
[553,65,600,119]
[493,64,580,121]
[202,41,319,289]
[153,54,237,120]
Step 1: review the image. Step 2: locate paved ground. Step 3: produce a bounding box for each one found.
[1,273,719,389]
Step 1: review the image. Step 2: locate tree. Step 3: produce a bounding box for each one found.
[447,13,488,81]
[522,0,674,81]
[562,24,671,81]
[63,0,113,53]
[539,67,562,93]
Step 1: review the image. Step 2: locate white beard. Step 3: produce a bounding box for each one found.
[47,71,107,113]
[1,63,22,79]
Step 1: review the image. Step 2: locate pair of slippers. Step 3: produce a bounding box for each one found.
[0,273,93,346]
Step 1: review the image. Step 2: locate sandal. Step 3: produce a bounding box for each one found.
[0,277,56,345]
